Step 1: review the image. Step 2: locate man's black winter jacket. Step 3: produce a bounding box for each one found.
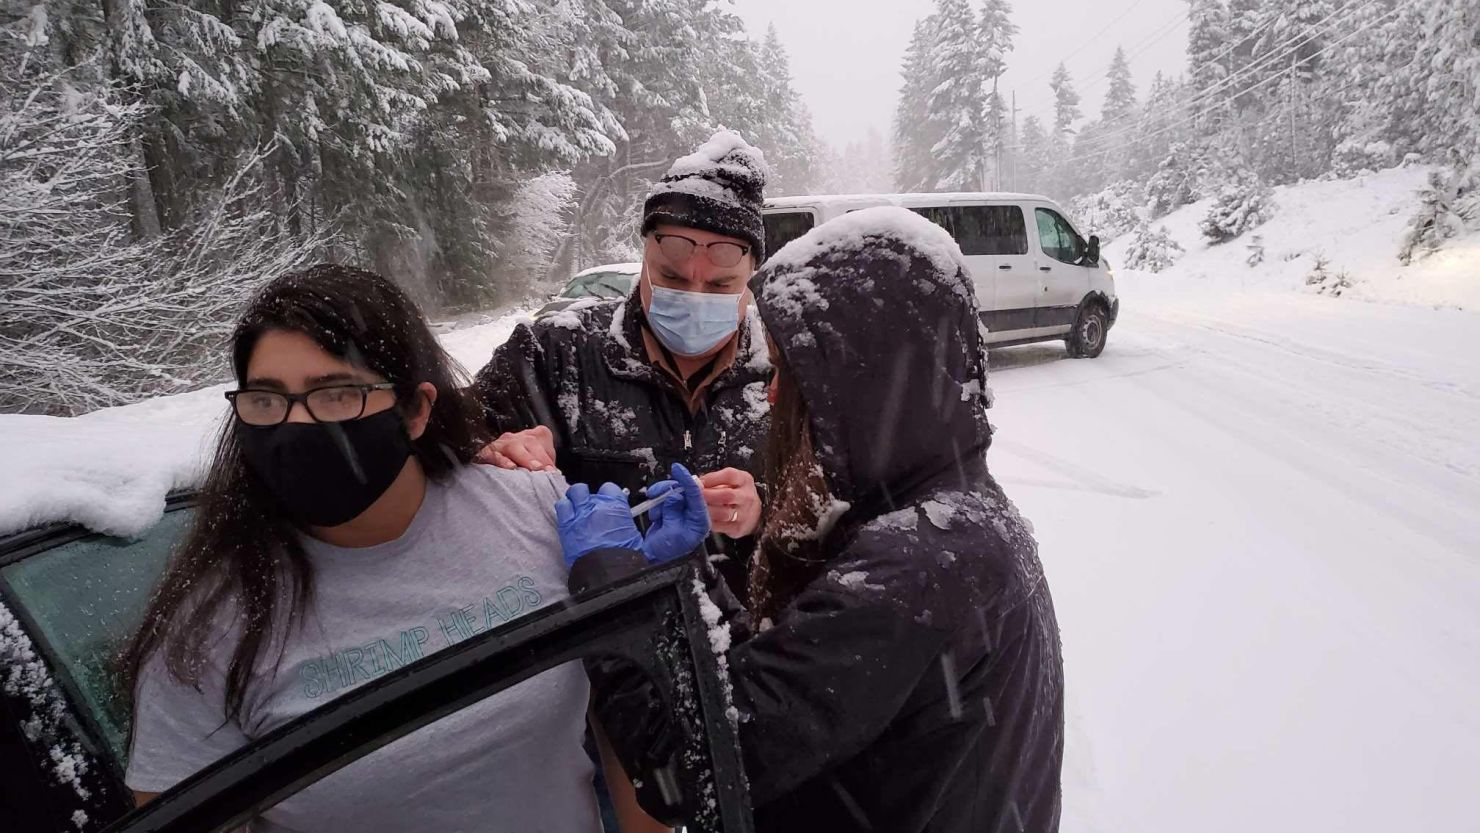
[474,291,772,586]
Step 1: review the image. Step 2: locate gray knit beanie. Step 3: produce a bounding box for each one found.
[641,130,770,262]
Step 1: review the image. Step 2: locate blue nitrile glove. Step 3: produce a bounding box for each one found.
[554,482,643,569]
[639,462,712,564]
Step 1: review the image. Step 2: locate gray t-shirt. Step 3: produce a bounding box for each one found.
[127,465,600,833]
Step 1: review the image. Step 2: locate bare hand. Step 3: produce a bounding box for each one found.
[476,426,557,472]
[698,468,763,538]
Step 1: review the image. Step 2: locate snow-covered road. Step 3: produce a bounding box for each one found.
[988,280,1480,832]
[2,267,1475,832]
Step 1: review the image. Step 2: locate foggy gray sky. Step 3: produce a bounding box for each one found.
[733,0,1191,149]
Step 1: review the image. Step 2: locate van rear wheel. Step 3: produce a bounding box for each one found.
[1066,302,1108,359]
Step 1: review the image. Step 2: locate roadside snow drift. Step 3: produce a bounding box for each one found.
[1106,165,1480,311]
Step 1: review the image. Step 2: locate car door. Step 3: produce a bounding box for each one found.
[1031,206,1094,331]
[93,559,751,833]
[947,203,1038,341]
[0,499,195,832]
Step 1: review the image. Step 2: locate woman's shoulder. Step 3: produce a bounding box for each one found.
[442,463,568,514]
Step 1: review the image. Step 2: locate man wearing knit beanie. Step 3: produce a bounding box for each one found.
[475,130,772,577]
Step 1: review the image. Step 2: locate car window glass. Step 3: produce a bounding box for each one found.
[0,507,192,767]
[909,206,956,236]
[952,205,1028,256]
[563,271,634,299]
[762,212,815,261]
[1035,208,1085,265]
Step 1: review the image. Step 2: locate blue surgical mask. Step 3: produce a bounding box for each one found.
[646,284,742,356]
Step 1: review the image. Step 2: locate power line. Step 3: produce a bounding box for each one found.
[1018,0,1152,88]
[1065,0,1367,127]
[1068,0,1383,152]
[1055,0,1408,167]
[1073,14,1189,98]
[1014,5,1187,127]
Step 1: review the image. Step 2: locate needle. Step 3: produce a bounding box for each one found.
[628,491,679,518]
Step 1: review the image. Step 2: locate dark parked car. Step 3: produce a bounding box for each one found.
[0,501,751,833]
[534,263,641,320]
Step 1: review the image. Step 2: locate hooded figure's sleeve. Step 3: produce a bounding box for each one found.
[473,322,562,439]
[723,576,953,804]
[576,542,954,816]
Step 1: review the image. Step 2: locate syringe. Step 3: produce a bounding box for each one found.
[628,491,680,518]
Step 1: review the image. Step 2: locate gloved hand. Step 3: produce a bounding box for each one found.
[554,482,643,569]
[639,462,712,564]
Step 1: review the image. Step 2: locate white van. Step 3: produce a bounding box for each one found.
[762,193,1119,357]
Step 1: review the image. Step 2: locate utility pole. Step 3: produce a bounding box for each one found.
[1011,92,1018,192]
[993,75,1002,191]
[1289,49,1298,178]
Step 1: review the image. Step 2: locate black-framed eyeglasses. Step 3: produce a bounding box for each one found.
[653,233,751,268]
[224,383,397,426]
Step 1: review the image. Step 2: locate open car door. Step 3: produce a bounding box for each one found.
[95,559,752,833]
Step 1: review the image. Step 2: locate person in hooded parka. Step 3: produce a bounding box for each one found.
[560,206,1066,833]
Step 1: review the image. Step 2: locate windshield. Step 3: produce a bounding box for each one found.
[561,271,636,300]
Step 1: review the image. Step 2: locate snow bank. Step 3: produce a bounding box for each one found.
[1105,165,1480,311]
[0,310,531,538]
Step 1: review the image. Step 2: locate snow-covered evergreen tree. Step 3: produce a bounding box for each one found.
[1126,72,1188,184]
[1122,222,1186,272]
[1200,170,1274,243]
[1101,47,1138,126]
[754,25,822,196]
[1016,115,1052,195]
[1070,182,1142,242]
[1147,142,1201,218]
[978,0,1016,189]
[893,16,940,191]
[1399,157,1480,264]
[822,129,893,194]
[1046,62,1081,197]
[1407,0,1480,157]
[922,0,986,190]
[1186,0,1232,135]
[1080,46,1138,191]
[1049,61,1081,137]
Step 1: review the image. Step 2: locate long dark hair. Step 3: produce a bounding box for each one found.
[750,352,837,623]
[122,264,488,723]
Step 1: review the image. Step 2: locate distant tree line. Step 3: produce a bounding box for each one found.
[1,0,821,414]
[891,0,1478,261]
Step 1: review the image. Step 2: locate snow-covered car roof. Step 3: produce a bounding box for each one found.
[0,311,531,540]
[572,262,641,277]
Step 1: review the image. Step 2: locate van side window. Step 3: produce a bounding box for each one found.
[762,212,816,262]
[953,206,1028,256]
[909,206,956,236]
[1035,208,1086,265]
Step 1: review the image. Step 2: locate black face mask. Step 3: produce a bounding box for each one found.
[240,408,414,528]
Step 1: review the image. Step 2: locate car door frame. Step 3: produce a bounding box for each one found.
[0,505,188,832]
[90,557,753,833]
[1028,203,1094,333]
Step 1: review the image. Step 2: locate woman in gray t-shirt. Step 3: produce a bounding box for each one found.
[121,265,662,833]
